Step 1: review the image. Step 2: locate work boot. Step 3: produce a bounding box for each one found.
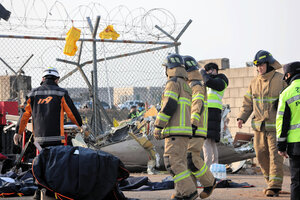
[171,191,198,200]
[266,189,280,197]
[199,179,217,199]
[263,188,267,194]
[33,189,41,200]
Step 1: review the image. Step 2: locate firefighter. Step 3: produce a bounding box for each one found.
[154,53,197,200]
[183,56,217,199]
[14,67,83,199]
[14,66,83,148]
[200,63,229,168]
[276,61,300,200]
[237,50,287,197]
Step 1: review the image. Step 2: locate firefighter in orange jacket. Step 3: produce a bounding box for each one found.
[154,53,197,200]
[237,50,287,197]
[14,67,83,148]
[183,56,216,199]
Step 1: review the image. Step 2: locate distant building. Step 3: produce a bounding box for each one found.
[113,86,163,105]
[0,75,31,105]
[67,86,164,107]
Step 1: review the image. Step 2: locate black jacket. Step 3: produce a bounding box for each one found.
[201,71,229,142]
[17,79,82,145]
[200,71,228,92]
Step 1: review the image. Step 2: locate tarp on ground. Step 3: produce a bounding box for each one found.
[0,170,37,197]
[119,176,254,191]
[32,145,129,200]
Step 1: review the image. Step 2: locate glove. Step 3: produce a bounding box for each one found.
[192,124,197,136]
[13,133,22,145]
[153,127,163,140]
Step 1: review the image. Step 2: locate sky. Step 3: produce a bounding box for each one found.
[68,0,300,68]
[1,0,299,69]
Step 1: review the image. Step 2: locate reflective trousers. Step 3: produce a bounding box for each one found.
[187,137,215,187]
[253,130,283,189]
[164,137,197,197]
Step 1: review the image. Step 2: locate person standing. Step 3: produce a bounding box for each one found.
[237,50,286,197]
[276,61,300,200]
[200,63,228,168]
[183,56,217,199]
[14,67,83,199]
[154,53,197,200]
[127,105,138,119]
[14,66,83,147]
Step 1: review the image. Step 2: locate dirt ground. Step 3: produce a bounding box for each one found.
[7,173,291,200]
[123,173,291,200]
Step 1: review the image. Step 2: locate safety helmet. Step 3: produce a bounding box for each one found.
[163,53,184,69]
[182,56,199,72]
[283,61,300,79]
[42,66,60,78]
[253,50,276,66]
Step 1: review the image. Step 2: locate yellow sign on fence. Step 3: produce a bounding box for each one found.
[63,26,81,56]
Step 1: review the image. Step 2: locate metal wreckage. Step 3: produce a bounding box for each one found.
[3,104,255,174]
[70,104,255,174]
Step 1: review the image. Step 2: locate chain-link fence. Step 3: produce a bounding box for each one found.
[0,34,177,134]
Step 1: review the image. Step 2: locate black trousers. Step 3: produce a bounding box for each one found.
[290,155,300,200]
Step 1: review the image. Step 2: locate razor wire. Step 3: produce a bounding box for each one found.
[0,0,185,41]
[0,0,186,134]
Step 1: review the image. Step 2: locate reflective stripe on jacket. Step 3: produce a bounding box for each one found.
[18,79,82,144]
[207,86,226,110]
[189,80,207,138]
[277,79,300,143]
[155,77,193,138]
[238,70,287,132]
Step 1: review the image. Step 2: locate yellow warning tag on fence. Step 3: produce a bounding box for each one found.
[99,25,120,40]
[63,26,81,56]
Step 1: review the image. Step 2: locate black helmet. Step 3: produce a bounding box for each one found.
[283,61,300,79]
[182,56,199,72]
[253,50,276,66]
[163,53,184,69]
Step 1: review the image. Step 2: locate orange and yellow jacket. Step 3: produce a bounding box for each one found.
[17,79,82,145]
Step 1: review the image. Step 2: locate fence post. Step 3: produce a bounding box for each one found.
[87,16,101,135]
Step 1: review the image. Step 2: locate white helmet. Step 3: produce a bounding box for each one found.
[42,66,60,78]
